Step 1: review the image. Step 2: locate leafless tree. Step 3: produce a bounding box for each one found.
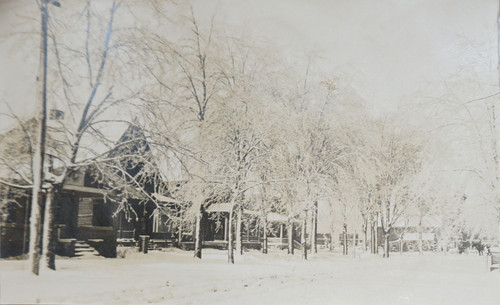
[0,0,168,274]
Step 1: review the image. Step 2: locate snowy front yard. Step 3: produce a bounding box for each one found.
[1,249,500,305]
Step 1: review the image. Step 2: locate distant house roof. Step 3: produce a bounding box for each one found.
[204,204,288,222]
[205,203,232,213]
[153,193,183,204]
[267,212,287,222]
[393,216,442,228]
[403,233,435,241]
[62,184,109,198]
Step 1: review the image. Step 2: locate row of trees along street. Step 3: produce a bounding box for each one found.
[0,0,498,275]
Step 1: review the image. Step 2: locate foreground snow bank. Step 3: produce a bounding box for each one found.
[1,249,500,305]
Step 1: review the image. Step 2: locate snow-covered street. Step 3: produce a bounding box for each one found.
[3,1,500,305]
[2,249,500,305]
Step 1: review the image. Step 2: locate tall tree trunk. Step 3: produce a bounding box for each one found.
[236,206,243,256]
[495,0,500,242]
[329,223,335,252]
[370,222,376,254]
[301,212,307,260]
[178,220,183,244]
[41,187,56,270]
[279,223,284,249]
[418,216,423,255]
[372,214,379,254]
[311,201,318,254]
[22,196,30,255]
[441,236,449,253]
[194,206,203,259]
[343,223,348,255]
[227,209,234,264]
[352,230,356,258]
[363,221,368,252]
[383,231,390,258]
[29,0,49,276]
[262,215,268,254]
[287,219,294,255]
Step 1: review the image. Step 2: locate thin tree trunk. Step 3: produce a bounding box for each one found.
[418,231,424,255]
[343,223,348,255]
[418,219,423,256]
[370,223,375,254]
[369,223,374,254]
[236,206,243,256]
[469,230,473,254]
[352,230,356,258]
[178,220,183,244]
[228,209,234,264]
[372,220,379,254]
[329,224,335,252]
[363,221,368,252]
[224,217,228,241]
[309,211,314,254]
[41,187,56,270]
[301,212,307,260]
[262,216,268,254]
[280,223,284,249]
[383,231,390,258]
[287,219,294,255]
[246,219,250,242]
[22,196,30,255]
[194,207,203,259]
[311,201,318,254]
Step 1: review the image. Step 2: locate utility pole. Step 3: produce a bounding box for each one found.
[28,0,49,276]
[495,0,500,245]
[28,0,59,276]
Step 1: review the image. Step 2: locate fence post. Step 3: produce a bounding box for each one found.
[139,235,150,254]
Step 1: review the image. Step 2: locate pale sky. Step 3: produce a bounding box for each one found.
[193,0,498,113]
[1,0,498,131]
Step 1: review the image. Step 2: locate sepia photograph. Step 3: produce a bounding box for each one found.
[1,0,500,304]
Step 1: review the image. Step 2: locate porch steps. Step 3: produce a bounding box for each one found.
[74,240,100,258]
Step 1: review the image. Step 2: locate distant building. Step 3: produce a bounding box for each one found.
[378,216,441,252]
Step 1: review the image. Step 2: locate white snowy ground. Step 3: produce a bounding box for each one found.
[1,248,500,305]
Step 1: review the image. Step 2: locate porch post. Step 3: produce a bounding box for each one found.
[224,216,228,241]
[177,221,183,244]
[246,219,250,241]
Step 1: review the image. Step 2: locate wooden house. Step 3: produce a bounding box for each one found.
[0,167,116,258]
[378,216,440,253]
[106,124,181,248]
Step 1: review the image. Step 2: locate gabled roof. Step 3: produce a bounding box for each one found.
[108,123,183,181]
[153,193,182,204]
[0,118,37,182]
[108,124,151,158]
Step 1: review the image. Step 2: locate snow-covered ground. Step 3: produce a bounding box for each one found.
[1,248,500,305]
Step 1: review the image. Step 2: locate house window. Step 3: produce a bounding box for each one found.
[152,210,172,233]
